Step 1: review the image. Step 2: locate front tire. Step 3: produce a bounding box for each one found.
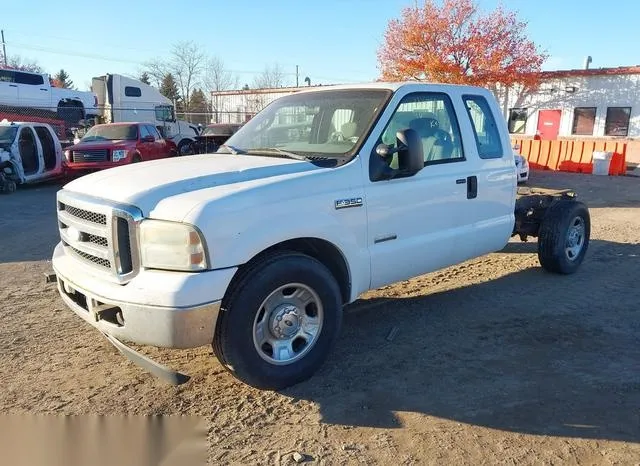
[538,200,590,274]
[178,139,193,156]
[213,251,343,390]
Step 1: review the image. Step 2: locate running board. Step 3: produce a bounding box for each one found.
[102,332,190,386]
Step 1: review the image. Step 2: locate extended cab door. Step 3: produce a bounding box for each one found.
[365,90,474,289]
[448,92,517,264]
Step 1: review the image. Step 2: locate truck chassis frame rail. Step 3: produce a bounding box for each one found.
[513,186,577,241]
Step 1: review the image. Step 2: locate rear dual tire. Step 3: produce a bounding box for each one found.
[538,200,590,274]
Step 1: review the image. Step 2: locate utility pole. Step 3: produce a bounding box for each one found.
[296,65,299,87]
[1,30,7,66]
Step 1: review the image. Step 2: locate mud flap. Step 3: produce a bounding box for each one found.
[101,332,190,386]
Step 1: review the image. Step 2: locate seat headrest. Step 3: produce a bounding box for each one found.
[341,122,357,139]
[409,117,438,137]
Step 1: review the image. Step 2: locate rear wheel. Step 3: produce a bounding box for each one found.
[131,154,142,163]
[213,251,343,390]
[538,200,590,274]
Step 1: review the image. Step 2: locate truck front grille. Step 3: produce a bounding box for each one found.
[71,149,109,163]
[56,191,142,283]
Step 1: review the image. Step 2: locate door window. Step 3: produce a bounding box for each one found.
[0,70,15,83]
[462,95,503,159]
[146,125,162,140]
[139,125,151,140]
[379,92,465,167]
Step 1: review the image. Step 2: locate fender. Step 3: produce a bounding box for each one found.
[187,205,371,302]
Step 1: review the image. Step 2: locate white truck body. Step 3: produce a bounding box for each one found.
[91,74,199,152]
[51,82,590,389]
[0,120,63,185]
[0,69,98,120]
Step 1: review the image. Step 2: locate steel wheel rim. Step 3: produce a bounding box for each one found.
[565,216,585,261]
[252,283,324,366]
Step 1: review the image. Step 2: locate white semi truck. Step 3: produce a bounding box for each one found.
[90,74,200,154]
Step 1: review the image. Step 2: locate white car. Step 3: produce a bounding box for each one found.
[514,150,529,183]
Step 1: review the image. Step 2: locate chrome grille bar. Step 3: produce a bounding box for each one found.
[56,190,143,284]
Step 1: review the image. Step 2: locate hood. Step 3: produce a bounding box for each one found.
[62,153,318,216]
[68,139,135,151]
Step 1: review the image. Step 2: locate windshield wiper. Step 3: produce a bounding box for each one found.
[218,144,245,154]
[247,147,316,161]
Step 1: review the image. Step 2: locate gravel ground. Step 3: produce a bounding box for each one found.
[0,170,639,465]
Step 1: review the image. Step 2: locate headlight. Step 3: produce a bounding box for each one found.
[112,149,128,162]
[139,220,208,271]
[64,150,71,161]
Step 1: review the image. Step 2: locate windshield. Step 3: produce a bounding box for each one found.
[0,126,18,144]
[219,88,392,159]
[81,124,138,141]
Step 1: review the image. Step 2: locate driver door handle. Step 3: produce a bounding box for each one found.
[467,176,478,199]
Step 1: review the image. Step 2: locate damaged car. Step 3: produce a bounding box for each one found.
[0,120,63,193]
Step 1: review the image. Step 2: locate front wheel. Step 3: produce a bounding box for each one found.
[213,251,343,390]
[538,200,590,274]
[178,139,193,156]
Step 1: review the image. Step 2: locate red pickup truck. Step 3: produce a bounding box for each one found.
[63,122,178,175]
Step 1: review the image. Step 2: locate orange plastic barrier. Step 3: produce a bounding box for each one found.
[510,137,627,175]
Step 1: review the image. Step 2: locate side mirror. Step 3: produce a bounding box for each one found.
[371,129,423,181]
[142,135,155,142]
[395,128,423,174]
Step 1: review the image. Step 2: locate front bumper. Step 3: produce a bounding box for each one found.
[52,242,237,349]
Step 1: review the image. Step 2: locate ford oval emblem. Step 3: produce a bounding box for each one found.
[67,226,82,242]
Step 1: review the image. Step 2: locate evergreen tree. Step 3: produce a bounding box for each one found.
[159,73,181,103]
[188,88,208,124]
[139,72,151,85]
[53,69,74,89]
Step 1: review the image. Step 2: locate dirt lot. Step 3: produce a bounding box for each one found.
[1,171,639,465]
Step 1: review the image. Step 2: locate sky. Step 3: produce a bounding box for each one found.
[2,0,639,91]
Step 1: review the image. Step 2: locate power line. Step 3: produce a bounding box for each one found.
[8,41,369,83]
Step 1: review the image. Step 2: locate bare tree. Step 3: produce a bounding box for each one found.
[203,56,239,123]
[141,58,169,88]
[252,63,288,89]
[169,41,206,113]
[203,56,238,93]
[0,53,43,73]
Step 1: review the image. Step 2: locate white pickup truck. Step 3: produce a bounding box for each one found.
[0,69,98,123]
[51,82,590,390]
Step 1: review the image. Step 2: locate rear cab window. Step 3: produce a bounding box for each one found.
[462,95,504,159]
[15,72,44,86]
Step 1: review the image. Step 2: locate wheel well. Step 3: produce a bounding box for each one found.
[239,238,351,304]
[57,99,84,109]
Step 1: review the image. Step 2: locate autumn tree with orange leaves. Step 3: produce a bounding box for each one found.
[377,0,548,90]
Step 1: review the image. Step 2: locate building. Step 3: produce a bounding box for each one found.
[499,65,639,141]
[210,85,324,124]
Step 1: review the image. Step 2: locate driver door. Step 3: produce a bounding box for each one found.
[365,91,471,289]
